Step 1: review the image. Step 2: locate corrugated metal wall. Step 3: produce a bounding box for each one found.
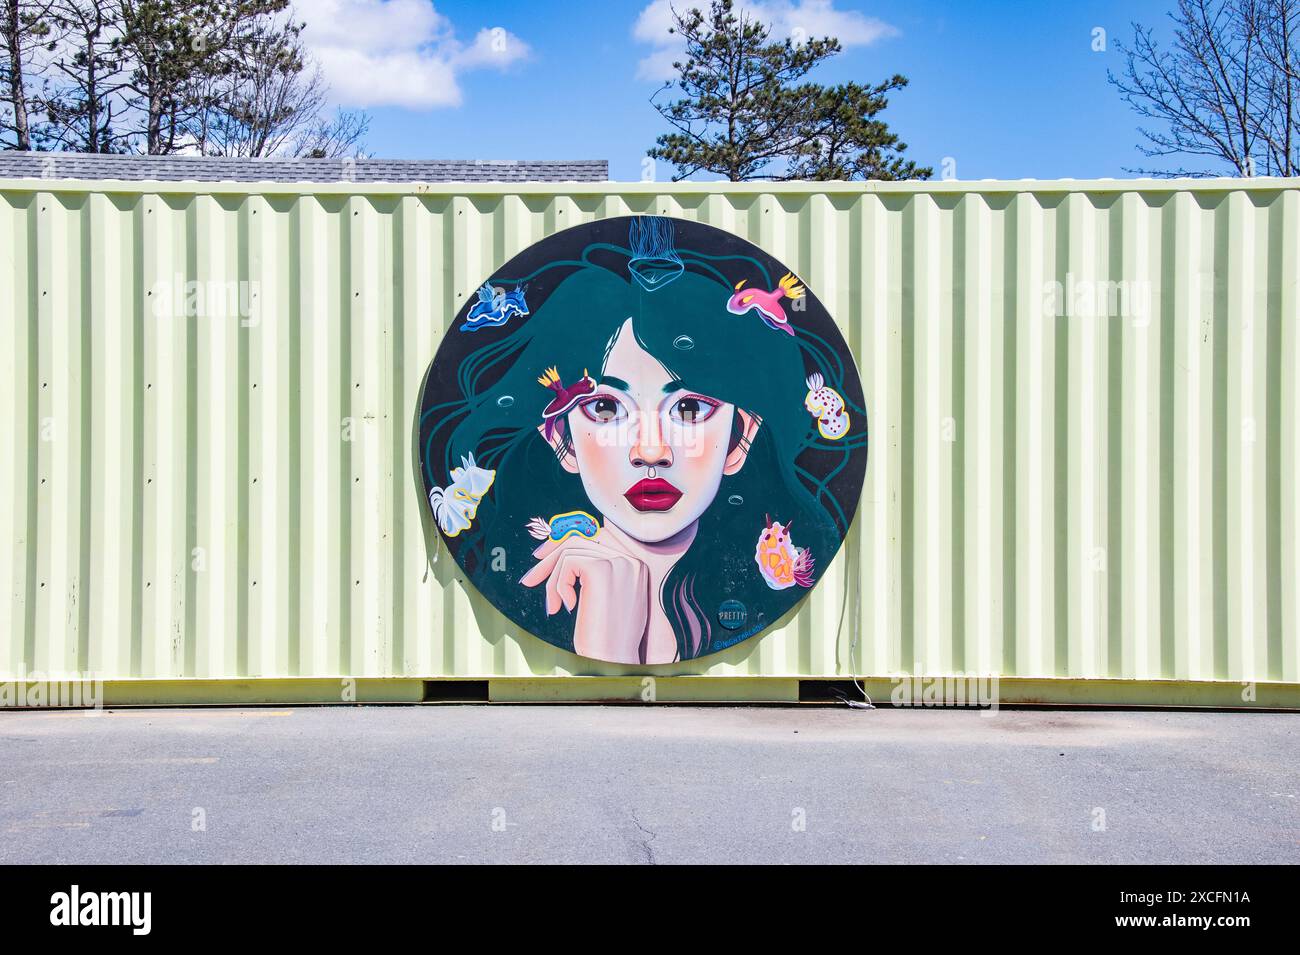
[1,179,1297,687]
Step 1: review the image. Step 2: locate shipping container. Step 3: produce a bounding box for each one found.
[1,177,1297,706]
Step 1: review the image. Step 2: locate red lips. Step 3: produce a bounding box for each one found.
[624,477,683,512]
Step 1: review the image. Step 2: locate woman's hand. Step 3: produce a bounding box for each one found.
[519,533,651,663]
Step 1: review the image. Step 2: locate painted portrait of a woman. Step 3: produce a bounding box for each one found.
[419,216,867,664]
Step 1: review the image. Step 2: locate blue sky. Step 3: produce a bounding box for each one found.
[302,0,1188,180]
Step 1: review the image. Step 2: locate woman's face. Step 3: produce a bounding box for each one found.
[561,318,746,543]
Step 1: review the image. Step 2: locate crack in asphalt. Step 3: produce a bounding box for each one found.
[630,809,657,865]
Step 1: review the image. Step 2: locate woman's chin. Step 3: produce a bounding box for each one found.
[606,510,697,546]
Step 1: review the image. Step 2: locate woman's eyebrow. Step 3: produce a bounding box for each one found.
[596,375,630,391]
[662,378,687,394]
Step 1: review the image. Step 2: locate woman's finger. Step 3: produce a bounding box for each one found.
[521,535,624,587]
[519,538,574,587]
[546,550,597,615]
[527,542,606,604]
[532,526,626,559]
[586,527,632,556]
[530,535,565,560]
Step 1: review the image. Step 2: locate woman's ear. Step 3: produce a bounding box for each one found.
[723,410,761,475]
[537,421,580,474]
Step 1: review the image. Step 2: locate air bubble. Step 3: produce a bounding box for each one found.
[728,494,743,506]
[672,335,695,351]
[497,395,515,408]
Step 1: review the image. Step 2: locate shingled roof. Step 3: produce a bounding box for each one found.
[0,152,608,183]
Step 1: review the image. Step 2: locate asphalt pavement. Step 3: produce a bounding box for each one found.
[0,705,1295,864]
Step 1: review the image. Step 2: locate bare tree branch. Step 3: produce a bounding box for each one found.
[1110,0,1299,176]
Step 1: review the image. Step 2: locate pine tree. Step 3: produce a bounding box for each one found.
[648,0,927,181]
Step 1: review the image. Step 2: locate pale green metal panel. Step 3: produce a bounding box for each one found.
[1,178,1297,687]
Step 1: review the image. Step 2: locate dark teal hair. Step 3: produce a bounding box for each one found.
[421,220,864,659]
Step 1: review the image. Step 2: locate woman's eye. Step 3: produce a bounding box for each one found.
[671,395,719,424]
[580,396,625,423]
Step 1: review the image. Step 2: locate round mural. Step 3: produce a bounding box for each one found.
[418,215,868,665]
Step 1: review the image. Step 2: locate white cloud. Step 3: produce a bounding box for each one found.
[633,0,897,82]
[297,0,531,109]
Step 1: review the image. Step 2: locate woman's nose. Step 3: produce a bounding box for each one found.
[630,417,673,469]
[631,443,672,468]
